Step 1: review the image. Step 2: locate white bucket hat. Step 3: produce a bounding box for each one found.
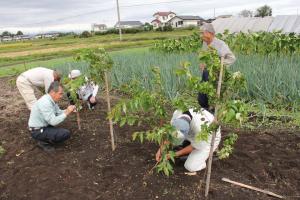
[172,118,190,138]
[68,69,81,79]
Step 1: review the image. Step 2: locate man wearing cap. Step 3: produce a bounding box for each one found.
[67,69,99,110]
[16,67,61,110]
[28,81,76,152]
[155,109,221,172]
[198,23,236,111]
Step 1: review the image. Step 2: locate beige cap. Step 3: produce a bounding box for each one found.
[201,23,215,34]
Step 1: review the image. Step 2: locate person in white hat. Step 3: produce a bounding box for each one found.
[155,109,221,172]
[198,23,236,111]
[67,69,99,110]
[16,67,61,110]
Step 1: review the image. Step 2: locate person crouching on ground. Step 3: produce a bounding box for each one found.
[155,108,221,172]
[67,69,99,110]
[28,81,76,152]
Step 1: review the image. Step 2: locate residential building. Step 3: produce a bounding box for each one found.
[114,21,143,29]
[167,16,204,28]
[92,24,107,32]
[151,11,176,29]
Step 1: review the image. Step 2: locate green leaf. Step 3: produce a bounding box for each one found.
[120,118,126,127]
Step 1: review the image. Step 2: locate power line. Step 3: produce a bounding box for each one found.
[0,7,114,28]
[0,0,197,28]
[121,0,195,8]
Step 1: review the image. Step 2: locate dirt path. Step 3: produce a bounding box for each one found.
[0,77,299,200]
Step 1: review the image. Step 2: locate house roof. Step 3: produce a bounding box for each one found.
[167,16,204,23]
[115,21,143,26]
[151,19,162,23]
[153,11,175,17]
[175,16,204,20]
[216,15,233,19]
[93,24,107,27]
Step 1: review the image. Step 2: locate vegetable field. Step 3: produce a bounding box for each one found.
[0,31,300,200]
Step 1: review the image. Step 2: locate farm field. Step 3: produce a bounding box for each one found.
[0,77,299,200]
[1,30,300,200]
[0,29,194,67]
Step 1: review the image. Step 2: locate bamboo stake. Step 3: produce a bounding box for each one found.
[104,71,116,151]
[76,111,81,130]
[205,57,224,197]
[222,178,284,199]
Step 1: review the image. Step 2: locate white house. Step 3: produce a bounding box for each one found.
[151,11,176,29]
[44,33,59,38]
[92,24,107,32]
[167,16,204,28]
[33,33,59,39]
[1,36,13,42]
[114,21,143,29]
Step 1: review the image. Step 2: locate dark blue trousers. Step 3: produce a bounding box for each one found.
[31,126,70,144]
[198,68,209,110]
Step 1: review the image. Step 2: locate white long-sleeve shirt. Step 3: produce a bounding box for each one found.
[77,78,99,101]
[28,94,66,128]
[21,67,54,93]
[202,38,236,66]
[171,109,221,150]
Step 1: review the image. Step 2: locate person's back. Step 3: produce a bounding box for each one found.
[22,67,54,91]
[17,67,60,110]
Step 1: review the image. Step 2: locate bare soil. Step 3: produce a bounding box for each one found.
[0,77,299,200]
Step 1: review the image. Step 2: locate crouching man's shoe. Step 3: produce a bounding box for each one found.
[37,141,55,152]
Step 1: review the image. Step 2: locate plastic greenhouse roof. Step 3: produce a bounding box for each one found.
[211,15,300,34]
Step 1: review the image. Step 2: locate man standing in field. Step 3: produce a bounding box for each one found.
[155,109,221,172]
[198,23,236,111]
[28,81,76,152]
[16,67,61,110]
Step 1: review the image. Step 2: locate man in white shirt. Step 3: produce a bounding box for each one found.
[155,109,221,172]
[67,70,99,110]
[16,67,61,110]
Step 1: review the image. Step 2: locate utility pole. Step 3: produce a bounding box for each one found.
[116,0,122,41]
[214,8,216,18]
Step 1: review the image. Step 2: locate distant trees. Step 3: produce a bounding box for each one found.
[1,30,24,37]
[16,31,23,35]
[237,5,272,18]
[239,10,253,17]
[1,31,12,36]
[255,5,272,17]
[80,31,92,38]
[144,22,153,31]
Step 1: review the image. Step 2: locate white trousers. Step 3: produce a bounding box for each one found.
[16,75,37,110]
[184,129,221,172]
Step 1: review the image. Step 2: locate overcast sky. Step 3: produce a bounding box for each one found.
[0,0,299,34]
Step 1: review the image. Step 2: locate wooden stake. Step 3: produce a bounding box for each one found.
[76,111,81,130]
[105,71,116,151]
[205,57,224,197]
[222,178,284,199]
